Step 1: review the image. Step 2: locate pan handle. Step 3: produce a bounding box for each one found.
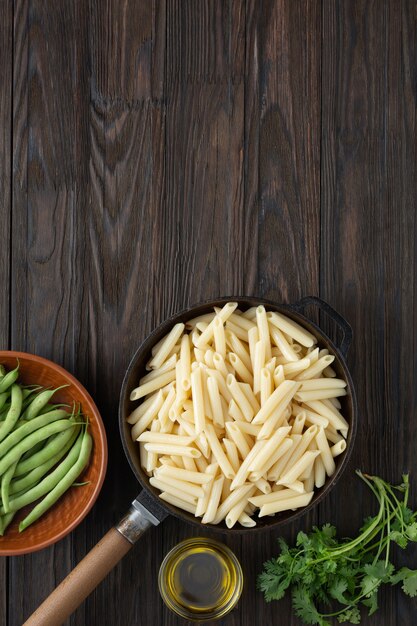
[291,296,353,358]
[23,500,161,626]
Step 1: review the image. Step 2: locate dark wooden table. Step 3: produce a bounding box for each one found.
[1,1,416,625]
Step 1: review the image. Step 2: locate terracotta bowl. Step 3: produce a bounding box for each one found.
[0,351,107,556]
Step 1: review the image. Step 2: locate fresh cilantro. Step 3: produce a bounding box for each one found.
[258,471,417,625]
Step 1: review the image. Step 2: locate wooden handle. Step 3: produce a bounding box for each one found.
[23,528,132,626]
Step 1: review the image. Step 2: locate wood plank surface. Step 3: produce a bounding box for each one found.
[1,1,417,625]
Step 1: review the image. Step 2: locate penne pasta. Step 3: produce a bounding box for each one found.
[148,323,185,370]
[267,312,316,347]
[259,491,314,516]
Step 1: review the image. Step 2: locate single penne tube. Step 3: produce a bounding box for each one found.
[323,365,337,378]
[238,512,256,528]
[226,374,254,420]
[152,472,205,498]
[227,312,256,332]
[213,317,227,357]
[197,303,237,348]
[314,454,326,487]
[267,311,316,347]
[249,487,301,507]
[230,440,266,490]
[282,358,311,378]
[185,312,216,329]
[130,370,177,401]
[159,492,197,515]
[201,475,225,524]
[315,427,336,476]
[257,387,300,439]
[232,421,261,436]
[195,463,218,517]
[280,480,305,494]
[295,388,347,402]
[148,323,185,370]
[213,352,229,378]
[225,331,252,371]
[228,399,245,422]
[225,422,252,458]
[248,326,259,373]
[127,390,159,424]
[223,438,240,473]
[299,378,347,390]
[256,305,272,361]
[241,306,257,320]
[182,456,198,472]
[240,383,261,412]
[259,491,314,517]
[151,334,166,357]
[273,364,285,387]
[225,321,248,342]
[191,367,206,434]
[248,426,291,472]
[302,399,349,430]
[253,340,266,395]
[229,352,253,386]
[131,391,165,440]
[211,484,256,524]
[205,368,232,402]
[295,355,335,381]
[254,478,271,494]
[306,347,320,363]
[139,354,177,385]
[204,424,235,479]
[207,376,224,427]
[204,348,215,368]
[158,386,176,430]
[331,439,347,457]
[325,428,344,444]
[138,432,195,445]
[252,380,300,424]
[303,471,315,493]
[269,326,300,362]
[144,443,201,458]
[199,366,213,422]
[139,443,150,475]
[248,437,294,481]
[328,397,342,409]
[226,485,257,528]
[292,404,329,428]
[291,412,306,434]
[277,450,321,485]
[179,333,191,391]
[260,368,272,406]
[149,477,197,505]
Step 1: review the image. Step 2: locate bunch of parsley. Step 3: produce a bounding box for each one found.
[258,471,417,625]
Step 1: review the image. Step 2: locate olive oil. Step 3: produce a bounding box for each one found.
[158,538,243,621]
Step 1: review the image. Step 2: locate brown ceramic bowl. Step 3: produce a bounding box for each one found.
[0,352,107,556]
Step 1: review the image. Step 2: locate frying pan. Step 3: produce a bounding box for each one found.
[24,296,357,626]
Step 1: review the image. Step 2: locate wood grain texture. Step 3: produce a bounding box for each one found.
[0,0,12,623]
[4,1,417,625]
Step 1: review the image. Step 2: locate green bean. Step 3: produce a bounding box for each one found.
[13,425,77,476]
[0,364,19,393]
[9,425,80,496]
[19,430,92,531]
[20,438,47,461]
[22,384,69,420]
[1,430,84,516]
[0,409,68,459]
[0,384,23,444]
[1,459,19,513]
[0,392,9,412]
[0,512,15,536]
[0,365,6,379]
[0,419,75,476]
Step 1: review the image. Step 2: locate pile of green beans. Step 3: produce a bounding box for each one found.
[0,363,92,535]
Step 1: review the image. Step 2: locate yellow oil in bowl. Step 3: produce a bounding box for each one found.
[158,537,243,621]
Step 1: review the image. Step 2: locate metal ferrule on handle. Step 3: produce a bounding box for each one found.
[117,500,160,543]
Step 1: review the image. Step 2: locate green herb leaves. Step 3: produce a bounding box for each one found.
[258,471,417,625]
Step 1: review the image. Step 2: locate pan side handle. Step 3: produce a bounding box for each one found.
[23,502,159,626]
